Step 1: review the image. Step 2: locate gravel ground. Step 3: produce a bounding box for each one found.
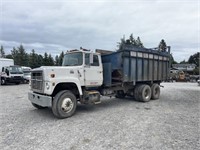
[0,82,200,150]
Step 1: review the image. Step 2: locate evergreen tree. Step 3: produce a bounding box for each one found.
[48,54,54,66]
[29,49,37,68]
[19,44,27,66]
[43,52,49,66]
[5,54,13,59]
[170,53,178,67]
[135,37,144,48]
[59,51,64,65]
[55,55,59,66]
[117,36,126,50]
[158,39,167,52]
[11,47,19,65]
[0,45,5,58]
[180,60,187,64]
[188,52,199,67]
[36,54,43,67]
[129,34,137,46]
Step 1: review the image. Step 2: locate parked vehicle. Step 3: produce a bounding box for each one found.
[0,58,14,71]
[197,79,200,86]
[22,66,32,83]
[176,70,187,82]
[28,45,171,118]
[0,58,24,85]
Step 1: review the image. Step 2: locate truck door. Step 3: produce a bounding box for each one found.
[84,53,103,87]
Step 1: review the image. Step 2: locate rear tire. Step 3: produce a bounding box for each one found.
[133,84,141,101]
[151,84,160,100]
[52,90,77,119]
[137,84,152,102]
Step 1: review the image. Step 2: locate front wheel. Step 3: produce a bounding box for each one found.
[52,90,77,119]
[1,78,6,85]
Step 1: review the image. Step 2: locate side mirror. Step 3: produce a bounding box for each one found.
[89,53,93,64]
[5,69,9,76]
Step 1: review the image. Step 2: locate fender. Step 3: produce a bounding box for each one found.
[46,76,83,96]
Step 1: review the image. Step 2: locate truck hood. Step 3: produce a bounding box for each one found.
[32,66,83,81]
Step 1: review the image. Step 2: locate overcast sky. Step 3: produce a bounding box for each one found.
[0,0,199,62]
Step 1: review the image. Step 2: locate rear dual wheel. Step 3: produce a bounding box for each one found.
[151,84,160,100]
[134,84,160,102]
[136,84,152,102]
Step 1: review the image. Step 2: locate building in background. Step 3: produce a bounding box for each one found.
[172,64,196,73]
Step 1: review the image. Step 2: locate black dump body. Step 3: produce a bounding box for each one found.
[101,45,170,87]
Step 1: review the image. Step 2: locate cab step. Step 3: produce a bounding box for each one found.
[83,90,101,104]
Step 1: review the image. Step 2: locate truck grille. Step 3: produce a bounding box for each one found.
[31,71,44,93]
[13,76,22,79]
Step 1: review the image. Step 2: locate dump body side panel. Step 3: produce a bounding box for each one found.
[101,46,170,86]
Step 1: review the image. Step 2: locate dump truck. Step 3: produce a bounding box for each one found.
[28,45,170,118]
[0,58,24,85]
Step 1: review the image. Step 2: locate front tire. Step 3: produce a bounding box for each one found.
[1,78,6,85]
[52,90,77,119]
[15,82,20,85]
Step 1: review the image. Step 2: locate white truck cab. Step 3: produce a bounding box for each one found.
[28,50,103,118]
[62,51,103,87]
[1,65,24,85]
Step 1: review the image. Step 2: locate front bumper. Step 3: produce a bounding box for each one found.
[28,92,52,107]
[6,76,23,83]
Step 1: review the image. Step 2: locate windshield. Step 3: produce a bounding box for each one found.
[9,66,23,74]
[62,52,83,66]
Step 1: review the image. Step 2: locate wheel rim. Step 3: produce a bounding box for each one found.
[144,89,150,99]
[61,98,74,113]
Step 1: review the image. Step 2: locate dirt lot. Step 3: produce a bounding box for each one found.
[0,82,199,150]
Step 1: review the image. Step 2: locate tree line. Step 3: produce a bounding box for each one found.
[117,34,168,52]
[0,34,199,70]
[0,45,64,68]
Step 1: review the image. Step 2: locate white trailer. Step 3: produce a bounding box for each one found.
[0,58,14,71]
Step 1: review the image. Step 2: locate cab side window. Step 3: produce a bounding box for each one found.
[85,54,90,66]
[92,55,99,66]
[85,54,99,66]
